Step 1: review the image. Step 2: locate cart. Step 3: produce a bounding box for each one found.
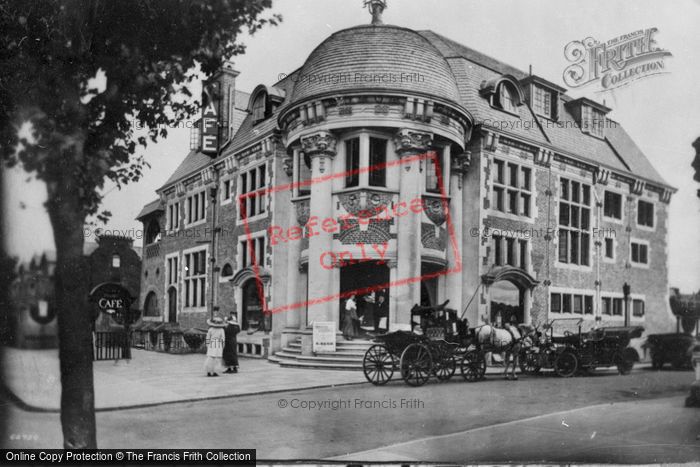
[362,301,485,386]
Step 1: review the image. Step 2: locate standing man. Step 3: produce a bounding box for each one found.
[374,292,388,333]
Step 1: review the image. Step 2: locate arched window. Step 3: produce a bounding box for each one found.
[144,292,159,317]
[145,219,161,245]
[497,82,518,113]
[111,254,121,268]
[221,263,234,278]
[252,93,267,123]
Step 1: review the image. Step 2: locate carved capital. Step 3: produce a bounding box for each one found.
[300,131,337,158]
[282,155,293,177]
[393,128,433,156]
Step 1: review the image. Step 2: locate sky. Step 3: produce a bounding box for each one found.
[4,0,700,292]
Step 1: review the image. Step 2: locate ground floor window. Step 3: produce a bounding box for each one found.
[551,292,593,315]
[632,299,645,317]
[241,279,264,331]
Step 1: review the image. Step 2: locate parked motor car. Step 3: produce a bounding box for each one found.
[645,333,699,370]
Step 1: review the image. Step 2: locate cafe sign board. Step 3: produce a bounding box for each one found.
[201,81,220,156]
[89,282,135,325]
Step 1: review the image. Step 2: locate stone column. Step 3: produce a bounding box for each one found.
[446,147,465,313]
[285,203,304,330]
[301,131,337,326]
[392,129,433,328]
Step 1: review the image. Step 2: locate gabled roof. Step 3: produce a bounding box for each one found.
[158,150,213,191]
[136,199,163,221]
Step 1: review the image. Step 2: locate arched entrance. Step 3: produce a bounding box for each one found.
[143,291,159,318]
[242,279,264,331]
[490,280,522,326]
[482,266,539,325]
[231,267,272,332]
[167,287,177,323]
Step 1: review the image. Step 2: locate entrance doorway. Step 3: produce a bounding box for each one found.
[242,279,264,331]
[339,261,389,332]
[167,287,177,323]
[489,280,523,326]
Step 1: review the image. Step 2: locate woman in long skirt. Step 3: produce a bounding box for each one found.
[205,316,226,376]
[342,295,358,341]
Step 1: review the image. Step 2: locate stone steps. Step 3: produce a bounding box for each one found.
[270,335,374,370]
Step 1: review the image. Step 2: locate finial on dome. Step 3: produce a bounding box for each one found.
[364,0,387,25]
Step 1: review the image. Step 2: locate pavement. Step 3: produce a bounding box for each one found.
[1,347,528,412]
[0,347,362,411]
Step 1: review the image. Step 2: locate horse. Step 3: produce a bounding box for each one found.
[474,323,537,380]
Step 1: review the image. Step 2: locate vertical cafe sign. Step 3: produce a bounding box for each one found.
[563,28,672,91]
[201,81,220,155]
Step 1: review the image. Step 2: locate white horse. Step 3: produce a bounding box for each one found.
[475,323,536,380]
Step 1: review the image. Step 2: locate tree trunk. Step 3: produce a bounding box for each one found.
[46,180,97,449]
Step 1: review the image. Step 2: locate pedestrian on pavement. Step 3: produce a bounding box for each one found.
[362,293,375,330]
[223,313,241,374]
[342,294,358,341]
[205,316,226,377]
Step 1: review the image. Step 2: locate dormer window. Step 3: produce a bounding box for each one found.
[532,85,553,119]
[581,105,605,138]
[497,83,518,113]
[252,93,267,123]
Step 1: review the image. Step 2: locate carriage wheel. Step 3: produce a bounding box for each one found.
[554,350,578,377]
[434,353,456,382]
[460,351,486,382]
[400,343,433,387]
[363,345,395,385]
[519,350,541,375]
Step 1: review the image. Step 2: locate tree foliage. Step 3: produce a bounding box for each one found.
[1,0,280,212]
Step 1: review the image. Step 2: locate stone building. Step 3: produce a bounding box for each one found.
[136,3,676,363]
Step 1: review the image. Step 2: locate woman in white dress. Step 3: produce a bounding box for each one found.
[204,316,226,376]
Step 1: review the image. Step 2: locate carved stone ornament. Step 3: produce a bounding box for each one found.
[282,155,293,177]
[339,190,393,218]
[393,128,433,155]
[423,196,448,226]
[300,131,337,157]
[295,199,310,226]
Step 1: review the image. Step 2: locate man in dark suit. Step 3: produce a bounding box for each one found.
[374,292,388,333]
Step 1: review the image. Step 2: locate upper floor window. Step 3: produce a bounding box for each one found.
[604,191,622,220]
[425,150,444,194]
[369,137,387,187]
[345,138,360,188]
[167,201,180,230]
[497,83,518,113]
[493,235,528,269]
[558,178,591,266]
[145,219,161,244]
[581,105,605,138]
[604,237,615,259]
[240,236,266,269]
[166,256,178,286]
[637,200,654,228]
[631,241,649,265]
[532,85,553,118]
[221,179,233,204]
[298,152,312,196]
[185,191,206,225]
[239,164,267,220]
[492,158,531,217]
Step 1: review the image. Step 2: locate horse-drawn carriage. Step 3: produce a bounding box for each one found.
[519,318,643,377]
[362,301,487,386]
